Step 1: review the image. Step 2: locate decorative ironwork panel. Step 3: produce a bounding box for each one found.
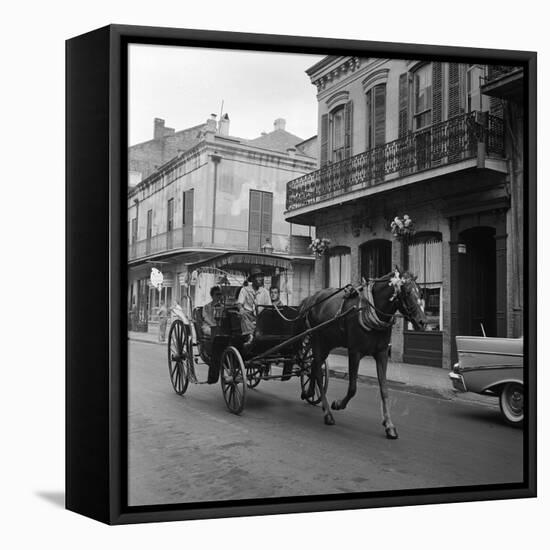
[286,111,504,212]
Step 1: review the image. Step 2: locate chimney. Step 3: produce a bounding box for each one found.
[206,113,217,133]
[274,118,286,131]
[218,113,230,136]
[154,118,165,139]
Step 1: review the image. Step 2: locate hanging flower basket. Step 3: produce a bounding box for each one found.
[309,237,331,258]
[390,215,415,239]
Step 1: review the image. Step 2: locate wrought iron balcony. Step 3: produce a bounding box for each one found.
[486,65,522,82]
[482,65,523,101]
[128,227,313,262]
[286,112,504,212]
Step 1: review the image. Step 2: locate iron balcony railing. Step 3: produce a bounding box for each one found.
[486,65,522,82]
[128,227,313,261]
[286,111,504,212]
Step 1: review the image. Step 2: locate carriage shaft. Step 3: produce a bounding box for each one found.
[249,306,358,362]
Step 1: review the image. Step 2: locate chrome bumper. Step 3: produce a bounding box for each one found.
[449,371,467,393]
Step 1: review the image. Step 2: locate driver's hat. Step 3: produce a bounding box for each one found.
[248,266,264,280]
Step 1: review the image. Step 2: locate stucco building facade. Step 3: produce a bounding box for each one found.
[285,56,523,368]
[128,115,317,330]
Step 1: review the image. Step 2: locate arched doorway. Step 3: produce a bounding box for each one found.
[360,239,392,279]
[458,226,497,337]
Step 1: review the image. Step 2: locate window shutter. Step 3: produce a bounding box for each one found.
[183,189,194,244]
[489,97,503,118]
[261,192,273,247]
[448,63,463,118]
[248,190,262,251]
[320,114,329,167]
[374,85,386,146]
[344,100,353,159]
[398,73,409,137]
[433,62,443,123]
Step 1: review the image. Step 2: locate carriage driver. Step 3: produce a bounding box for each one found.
[237,266,271,344]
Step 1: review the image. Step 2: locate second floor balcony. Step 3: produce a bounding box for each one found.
[128,226,313,263]
[285,111,505,220]
[481,65,523,101]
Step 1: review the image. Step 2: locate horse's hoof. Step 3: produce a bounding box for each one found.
[385,427,399,439]
[324,414,336,426]
[331,400,340,410]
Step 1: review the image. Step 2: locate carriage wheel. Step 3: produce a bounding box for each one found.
[167,320,191,395]
[246,366,262,389]
[298,337,329,405]
[220,346,246,414]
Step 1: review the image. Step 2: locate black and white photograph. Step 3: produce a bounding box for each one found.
[126,44,526,507]
[5,0,549,545]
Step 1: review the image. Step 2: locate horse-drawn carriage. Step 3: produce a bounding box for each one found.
[167,251,428,438]
[167,252,329,414]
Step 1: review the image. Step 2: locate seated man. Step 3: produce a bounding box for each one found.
[237,266,270,343]
[202,285,224,338]
[269,285,284,308]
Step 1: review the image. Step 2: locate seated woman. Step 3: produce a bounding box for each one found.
[237,267,270,345]
[202,285,224,338]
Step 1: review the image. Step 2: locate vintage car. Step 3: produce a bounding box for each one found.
[449,336,524,426]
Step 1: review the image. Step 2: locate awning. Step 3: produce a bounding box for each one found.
[187,251,294,276]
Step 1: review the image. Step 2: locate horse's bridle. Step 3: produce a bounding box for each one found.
[357,278,420,330]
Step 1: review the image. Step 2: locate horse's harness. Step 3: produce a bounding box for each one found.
[272,272,416,334]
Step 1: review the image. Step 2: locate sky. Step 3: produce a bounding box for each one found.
[128,44,325,146]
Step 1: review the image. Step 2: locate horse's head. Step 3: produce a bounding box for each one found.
[389,268,427,331]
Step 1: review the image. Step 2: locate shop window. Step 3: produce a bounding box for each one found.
[407,232,442,330]
[326,246,351,288]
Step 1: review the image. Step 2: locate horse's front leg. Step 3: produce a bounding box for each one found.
[331,351,360,411]
[374,349,398,439]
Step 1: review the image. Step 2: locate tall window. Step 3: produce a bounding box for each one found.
[365,84,386,149]
[182,189,194,245]
[414,64,432,130]
[407,232,442,330]
[327,246,351,288]
[167,198,174,232]
[131,217,137,244]
[248,190,273,251]
[331,106,345,162]
[146,209,153,240]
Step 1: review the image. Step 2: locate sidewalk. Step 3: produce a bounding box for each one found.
[128,330,498,409]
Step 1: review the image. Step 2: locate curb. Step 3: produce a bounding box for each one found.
[128,337,165,346]
[328,368,455,400]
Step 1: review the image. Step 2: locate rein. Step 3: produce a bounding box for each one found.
[269,274,417,331]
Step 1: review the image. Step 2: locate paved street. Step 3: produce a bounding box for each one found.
[128,340,524,507]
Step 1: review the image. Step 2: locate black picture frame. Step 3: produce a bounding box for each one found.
[66,24,537,525]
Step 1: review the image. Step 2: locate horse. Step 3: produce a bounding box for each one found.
[298,268,427,439]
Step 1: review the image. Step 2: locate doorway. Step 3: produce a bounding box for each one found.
[458,226,497,337]
[360,239,392,280]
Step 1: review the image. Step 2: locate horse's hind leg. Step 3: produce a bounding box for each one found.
[331,351,360,411]
[308,339,334,425]
[374,349,398,439]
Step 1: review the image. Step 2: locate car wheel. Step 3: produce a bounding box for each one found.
[499,382,524,427]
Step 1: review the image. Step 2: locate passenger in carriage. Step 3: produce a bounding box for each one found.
[202,285,224,338]
[237,266,271,344]
[269,285,284,308]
